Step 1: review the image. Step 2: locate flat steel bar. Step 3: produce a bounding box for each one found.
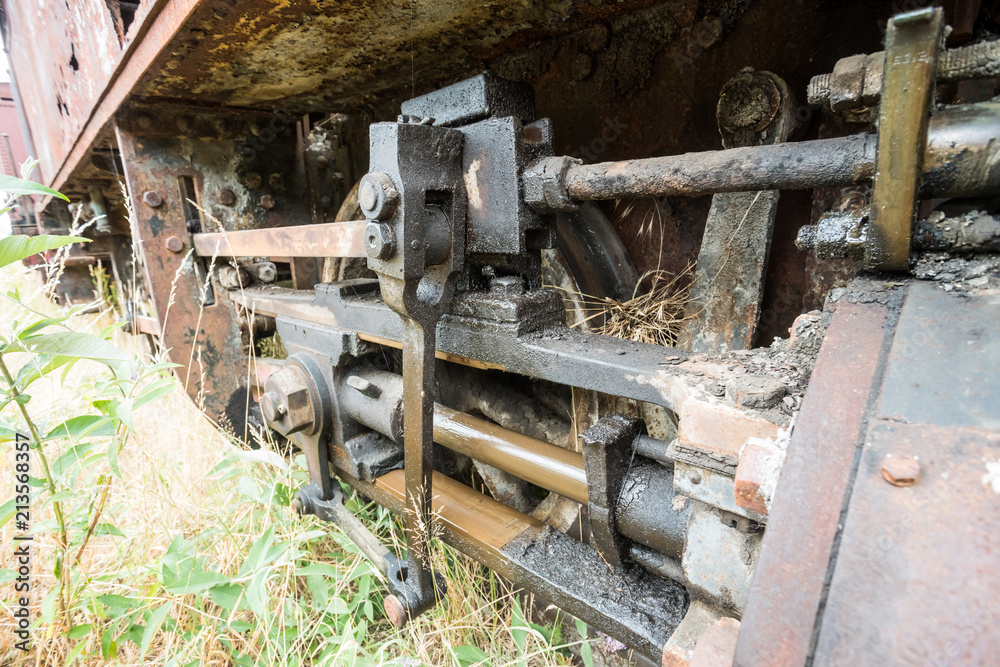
[192,221,368,258]
[133,315,161,336]
[866,8,943,270]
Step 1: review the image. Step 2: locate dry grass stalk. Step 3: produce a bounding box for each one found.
[587,267,695,347]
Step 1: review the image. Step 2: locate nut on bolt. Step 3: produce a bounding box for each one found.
[881,455,920,487]
[165,235,184,253]
[217,188,236,206]
[383,594,408,629]
[260,365,318,436]
[365,221,396,260]
[259,390,287,424]
[143,191,163,208]
[358,172,399,220]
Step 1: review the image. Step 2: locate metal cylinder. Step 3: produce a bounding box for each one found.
[563,134,877,201]
[339,369,406,443]
[560,102,1000,202]
[433,404,589,504]
[616,461,690,562]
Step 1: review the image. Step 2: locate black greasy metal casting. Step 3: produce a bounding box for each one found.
[365,117,467,620]
[581,415,643,567]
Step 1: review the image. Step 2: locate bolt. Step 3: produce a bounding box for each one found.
[268,173,284,188]
[319,195,332,208]
[316,155,329,168]
[358,172,399,221]
[694,15,724,49]
[243,171,262,189]
[365,221,396,260]
[143,191,163,208]
[259,391,287,424]
[165,235,184,253]
[881,455,920,487]
[688,470,703,485]
[384,594,408,630]
[136,113,154,130]
[248,261,277,283]
[259,194,276,210]
[217,188,236,206]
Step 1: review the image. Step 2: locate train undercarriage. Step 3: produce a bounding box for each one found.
[4,0,1000,664]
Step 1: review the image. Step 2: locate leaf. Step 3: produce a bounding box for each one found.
[110,398,134,433]
[139,602,172,660]
[452,645,489,666]
[15,354,74,390]
[133,378,177,409]
[238,526,276,579]
[19,316,70,339]
[208,582,245,611]
[575,618,594,667]
[0,234,85,269]
[101,628,118,660]
[63,641,87,665]
[46,415,116,441]
[0,173,69,200]
[67,624,93,639]
[164,569,231,595]
[21,331,130,370]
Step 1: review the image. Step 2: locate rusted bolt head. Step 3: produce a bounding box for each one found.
[261,366,317,436]
[251,262,277,283]
[358,173,399,221]
[243,171,262,189]
[384,595,408,630]
[365,221,396,261]
[881,455,920,487]
[165,235,184,253]
[143,190,163,208]
[217,188,236,206]
[268,173,284,189]
[259,194,276,210]
[694,15,724,49]
[315,155,329,168]
[319,195,332,208]
[136,113,154,130]
[259,391,286,424]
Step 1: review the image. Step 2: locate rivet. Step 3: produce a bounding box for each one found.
[143,191,163,208]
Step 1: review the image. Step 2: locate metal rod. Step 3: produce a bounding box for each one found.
[192,220,368,258]
[563,134,877,201]
[561,103,1000,202]
[433,404,589,504]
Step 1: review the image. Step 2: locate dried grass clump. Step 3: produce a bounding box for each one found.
[591,267,695,347]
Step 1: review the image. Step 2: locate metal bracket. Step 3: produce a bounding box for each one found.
[364,119,467,619]
[866,8,944,270]
[580,415,643,567]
